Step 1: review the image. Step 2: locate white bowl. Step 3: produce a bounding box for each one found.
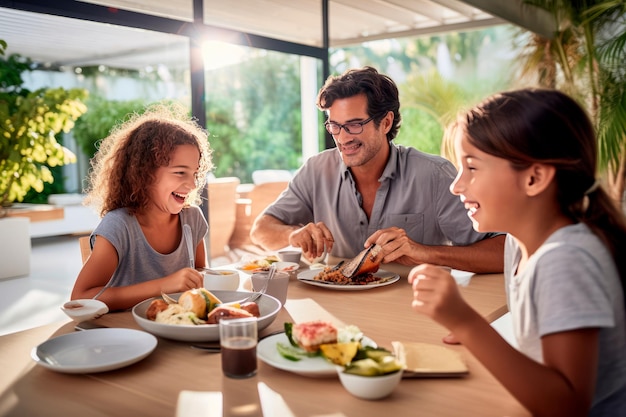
[61,299,109,322]
[278,250,302,264]
[203,269,240,291]
[337,368,403,400]
[131,290,281,342]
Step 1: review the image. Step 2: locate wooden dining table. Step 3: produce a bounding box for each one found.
[0,265,529,417]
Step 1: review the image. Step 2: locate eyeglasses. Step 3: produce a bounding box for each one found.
[324,116,374,135]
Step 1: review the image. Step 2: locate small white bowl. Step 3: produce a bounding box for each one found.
[337,368,403,400]
[203,269,240,291]
[278,250,302,264]
[61,299,109,323]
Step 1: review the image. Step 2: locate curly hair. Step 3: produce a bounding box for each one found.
[316,66,401,141]
[84,102,213,217]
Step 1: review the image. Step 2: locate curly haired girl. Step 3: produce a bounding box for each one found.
[71,102,213,310]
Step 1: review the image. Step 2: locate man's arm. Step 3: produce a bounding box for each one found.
[250,214,298,251]
[398,234,505,273]
[368,229,505,274]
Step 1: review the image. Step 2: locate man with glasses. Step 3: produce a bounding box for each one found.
[250,66,504,274]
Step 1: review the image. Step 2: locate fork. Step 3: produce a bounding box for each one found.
[237,263,276,304]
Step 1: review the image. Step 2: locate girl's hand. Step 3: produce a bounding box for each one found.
[160,267,203,294]
[408,264,472,332]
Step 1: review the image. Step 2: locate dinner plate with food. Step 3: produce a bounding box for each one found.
[236,255,299,274]
[257,321,381,377]
[297,244,399,290]
[132,289,281,342]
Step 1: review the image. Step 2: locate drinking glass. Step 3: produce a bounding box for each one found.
[219,317,258,378]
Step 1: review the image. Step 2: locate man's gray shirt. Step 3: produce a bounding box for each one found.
[263,143,490,258]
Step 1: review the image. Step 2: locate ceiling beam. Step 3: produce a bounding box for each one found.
[461,0,556,39]
[331,16,506,47]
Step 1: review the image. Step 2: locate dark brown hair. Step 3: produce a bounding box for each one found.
[316,66,401,141]
[85,102,213,216]
[459,88,626,294]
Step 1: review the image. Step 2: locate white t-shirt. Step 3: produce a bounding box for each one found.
[505,223,626,415]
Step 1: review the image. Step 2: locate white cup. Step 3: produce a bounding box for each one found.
[278,250,301,264]
[203,269,240,291]
[250,271,289,305]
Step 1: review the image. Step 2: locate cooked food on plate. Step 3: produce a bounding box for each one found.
[238,255,280,271]
[292,320,338,352]
[314,244,383,284]
[275,320,402,374]
[146,288,259,326]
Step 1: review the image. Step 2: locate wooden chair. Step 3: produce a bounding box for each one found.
[248,181,289,222]
[229,181,289,250]
[207,177,240,260]
[79,235,91,264]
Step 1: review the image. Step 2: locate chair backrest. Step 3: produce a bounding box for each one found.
[207,176,240,259]
[79,235,91,264]
[248,181,289,222]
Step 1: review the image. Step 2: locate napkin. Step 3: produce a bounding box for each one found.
[257,382,296,417]
[391,341,469,378]
[176,391,222,417]
[283,298,345,328]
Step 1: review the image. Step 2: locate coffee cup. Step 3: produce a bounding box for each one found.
[204,269,240,291]
[250,271,289,306]
[219,317,258,378]
[278,250,301,264]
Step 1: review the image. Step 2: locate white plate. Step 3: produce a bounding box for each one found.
[237,261,300,275]
[257,333,377,378]
[297,269,400,291]
[132,290,281,342]
[31,328,157,374]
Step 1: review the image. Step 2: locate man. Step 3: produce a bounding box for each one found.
[250,67,504,273]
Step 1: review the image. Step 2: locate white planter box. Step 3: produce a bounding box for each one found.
[0,217,31,279]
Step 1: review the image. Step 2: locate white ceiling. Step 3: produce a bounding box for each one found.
[0,0,553,71]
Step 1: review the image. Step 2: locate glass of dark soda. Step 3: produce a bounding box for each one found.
[219,317,258,378]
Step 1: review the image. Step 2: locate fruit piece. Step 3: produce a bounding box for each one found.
[353,346,390,362]
[276,342,303,361]
[344,358,381,376]
[378,355,403,374]
[218,302,241,309]
[284,322,298,347]
[320,341,360,366]
[364,347,393,362]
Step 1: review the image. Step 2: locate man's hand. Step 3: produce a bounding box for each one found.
[365,227,423,265]
[288,222,334,262]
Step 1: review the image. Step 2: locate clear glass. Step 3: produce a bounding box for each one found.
[219,317,258,378]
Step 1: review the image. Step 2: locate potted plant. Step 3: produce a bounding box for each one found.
[0,40,88,210]
[0,40,87,278]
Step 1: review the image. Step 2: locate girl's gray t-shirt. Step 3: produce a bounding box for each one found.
[505,223,626,415]
[91,206,208,288]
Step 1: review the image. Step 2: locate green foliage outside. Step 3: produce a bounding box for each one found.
[0,40,88,208]
[204,51,305,183]
[72,96,148,159]
[395,107,442,156]
[330,26,516,161]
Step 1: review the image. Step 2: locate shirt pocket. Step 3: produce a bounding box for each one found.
[382,213,424,242]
